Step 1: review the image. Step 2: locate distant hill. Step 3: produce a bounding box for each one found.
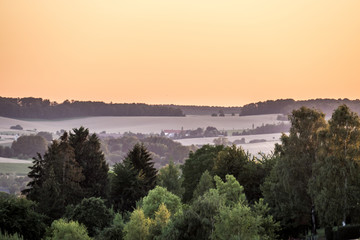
[0,97,184,119]
[1,97,359,119]
[240,98,360,117]
[164,105,242,115]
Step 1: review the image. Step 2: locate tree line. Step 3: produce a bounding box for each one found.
[240,98,360,117]
[2,104,360,239]
[0,97,184,119]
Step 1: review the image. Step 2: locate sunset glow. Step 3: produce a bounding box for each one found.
[1,0,360,106]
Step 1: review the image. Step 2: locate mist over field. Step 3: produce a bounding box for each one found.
[0,114,282,134]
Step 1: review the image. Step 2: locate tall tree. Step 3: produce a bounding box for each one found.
[37,133,84,219]
[310,105,360,226]
[111,144,157,212]
[23,131,87,220]
[22,153,45,201]
[110,160,145,212]
[69,127,109,199]
[262,106,326,237]
[123,143,157,191]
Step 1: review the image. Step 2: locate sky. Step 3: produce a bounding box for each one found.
[1,0,360,106]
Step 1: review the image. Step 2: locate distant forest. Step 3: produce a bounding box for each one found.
[1,97,360,119]
[240,98,360,117]
[164,105,243,115]
[162,99,360,116]
[0,97,184,119]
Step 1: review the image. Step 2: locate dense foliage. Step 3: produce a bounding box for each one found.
[101,135,194,167]
[0,196,46,240]
[22,127,109,221]
[4,104,360,239]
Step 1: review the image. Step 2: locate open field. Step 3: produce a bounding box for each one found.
[175,133,283,156]
[0,115,286,158]
[0,157,32,163]
[0,158,32,175]
[0,114,285,134]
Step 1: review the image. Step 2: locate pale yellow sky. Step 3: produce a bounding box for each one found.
[1,0,359,106]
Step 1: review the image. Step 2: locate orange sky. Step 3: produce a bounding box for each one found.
[1,0,360,106]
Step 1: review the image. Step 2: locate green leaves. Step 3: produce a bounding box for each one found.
[157,161,184,198]
[45,219,92,240]
[141,186,182,218]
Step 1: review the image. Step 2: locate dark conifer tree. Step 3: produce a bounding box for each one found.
[110,160,146,212]
[22,153,45,201]
[111,143,157,212]
[123,143,157,191]
[69,127,109,198]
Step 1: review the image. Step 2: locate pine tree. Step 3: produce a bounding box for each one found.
[22,153,45,201]
[124,143,157,192]
[111,144,157,212]
[111,160,146,212]
[23,132,85,220]
[69,127,109,199]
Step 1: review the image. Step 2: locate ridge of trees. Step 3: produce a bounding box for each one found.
[0,97,184,119]
[241,98,360,117]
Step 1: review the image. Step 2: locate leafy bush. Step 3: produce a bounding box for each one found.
[141,186,182,218]
[45,219,92,240]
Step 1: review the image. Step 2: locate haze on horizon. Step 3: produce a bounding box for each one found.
[1,0,360,107]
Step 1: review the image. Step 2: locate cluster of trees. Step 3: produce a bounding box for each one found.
[232,122,290,136]
[0,134,50,159]
[101,135,194,167]
[160,126,228,140]
[2,104,360,239]
[262,105,360,238]
[0,97,184,119]
[1,126,279,239]
[240,98,360,117]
